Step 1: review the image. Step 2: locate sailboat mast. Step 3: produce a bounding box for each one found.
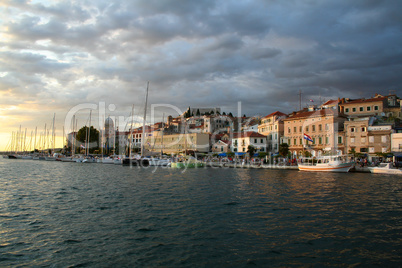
[161,113,164,157]
[52,113,56,154]
[23,128,27,153]
[129,105,134,158]
[141,82,149,158]
[87,110,92,156]
[34,127,37,151]
[43,123,46,154]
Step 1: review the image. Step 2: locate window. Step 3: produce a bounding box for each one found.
[275,134,277,140]
[351,137,355,143]
[381,135,387,143]
[306,126,309,132]
[350,127,355,133]
[300,138,303,145]
[261,139,264,143]
[369,147,374,153]
[345,108,349,113]
[275,125,277,130]
[313,138,316,144]
[288,127,291,134]
[359,107,364,112]
[325,124,329,131]
[326,137,329,144]
[318,137,322,144]
[352,107,356,112]
[294,127,297,133]
[318,124,322,131]
[361,137,366,143]
[254,139,257,144]
[312,125,316,132]
[369,136,374,143]
[361,127,366,132]
[367,106,371,111]
[338,136,342,144]
[374,106,379,111]
[299,126,302,132]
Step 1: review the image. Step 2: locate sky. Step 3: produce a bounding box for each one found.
[0,0,401,151]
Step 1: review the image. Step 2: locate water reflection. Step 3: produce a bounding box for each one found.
[0,158,401,267]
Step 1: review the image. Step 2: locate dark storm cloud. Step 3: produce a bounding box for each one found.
[0,0,401,133]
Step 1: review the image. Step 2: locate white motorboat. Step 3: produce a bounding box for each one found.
[114,157,123,165]
[61,157,76,162]
[102,157,115,164]
[368,163,402,175]
[298,155,355,173]
[82,156,96,163]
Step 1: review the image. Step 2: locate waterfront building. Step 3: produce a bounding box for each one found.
[231,131,267,154]
[282,108,347,157]
[343,117,371,155]
[340,94,401,118]
[391,131,402,162]
[258,111,287,154]
[202,115,233,134]
[211,140,230,153]
[367,124,392,156]
[143,132,210,154]
[211,133,231,153]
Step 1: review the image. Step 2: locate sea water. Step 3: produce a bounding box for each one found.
[0,158,401,267]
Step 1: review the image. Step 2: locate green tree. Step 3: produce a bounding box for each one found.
[247,145,257,158]
[279,143,289,157]
[76,126,100,153]
[228,112,233,117]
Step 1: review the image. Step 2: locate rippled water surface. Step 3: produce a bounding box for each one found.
[0,157,401,267]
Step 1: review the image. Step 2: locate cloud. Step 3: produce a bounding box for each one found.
[0,0,401,149]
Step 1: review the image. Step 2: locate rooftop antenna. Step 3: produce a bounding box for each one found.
[298,89,302,111]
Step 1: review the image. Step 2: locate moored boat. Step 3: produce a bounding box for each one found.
[122,157,150,167]
[298,155,354,173]
[171,157,204,169]
[368,163,402,175]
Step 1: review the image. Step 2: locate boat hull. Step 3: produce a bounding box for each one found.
[122,159,150,167]
[368,167,402,175]
[298,162,354,173]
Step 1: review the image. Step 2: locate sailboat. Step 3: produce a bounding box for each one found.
[122,82,150,167]
[45,114,57,161]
